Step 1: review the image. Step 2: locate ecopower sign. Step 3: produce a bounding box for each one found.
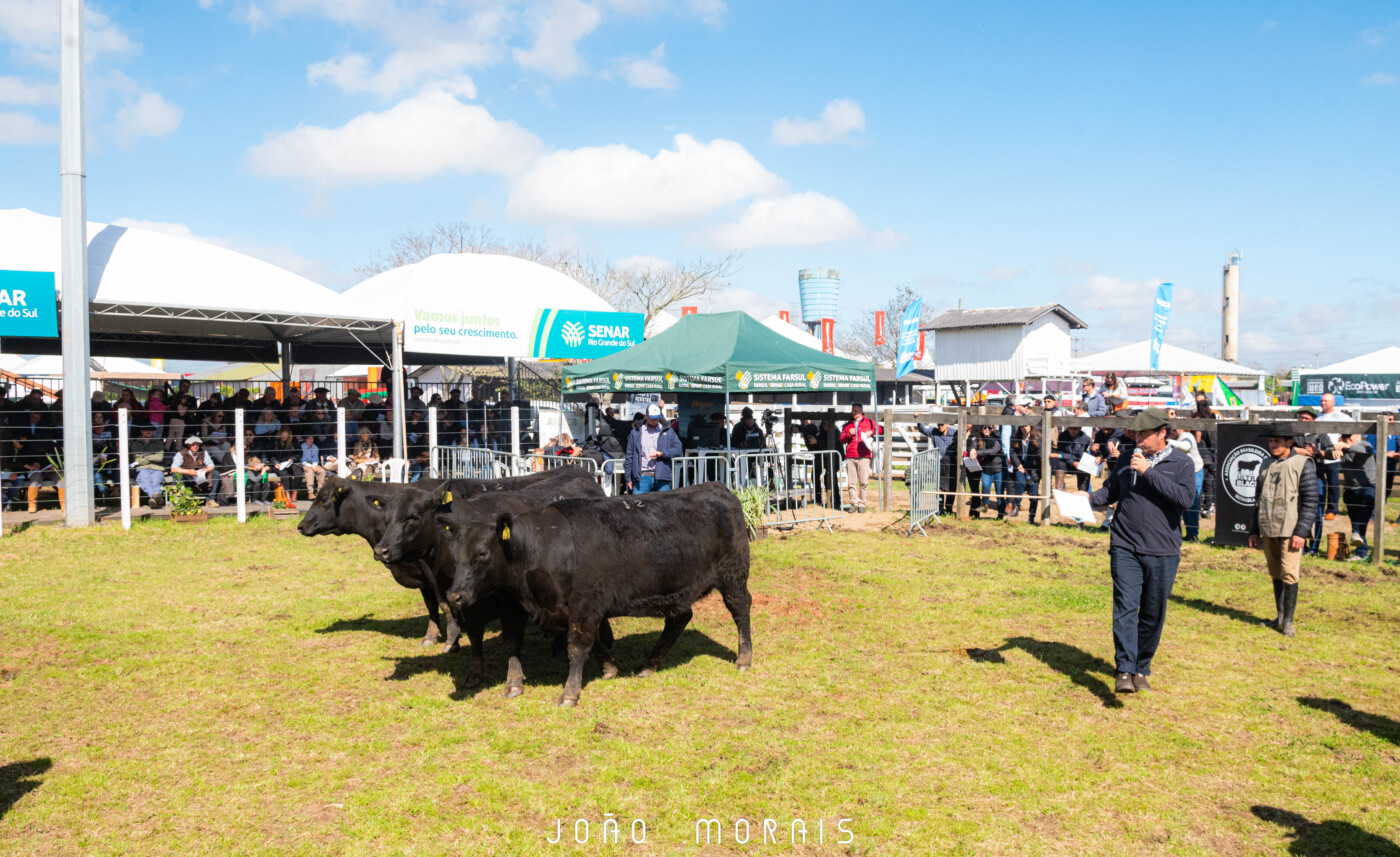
[0,270,58,338]
[404,302,640,360]
[1301,373,1400,400]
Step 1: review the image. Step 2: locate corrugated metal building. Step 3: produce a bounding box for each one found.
[924,304,1087,384]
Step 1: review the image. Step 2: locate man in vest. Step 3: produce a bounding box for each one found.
[1248,424,1318,637]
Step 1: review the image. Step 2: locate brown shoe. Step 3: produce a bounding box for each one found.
[1132,674,1151,692]
[1115,673,1136,693]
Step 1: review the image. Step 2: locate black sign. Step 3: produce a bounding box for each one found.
[1214,422,1273,546]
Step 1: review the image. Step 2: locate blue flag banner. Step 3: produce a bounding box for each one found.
[1149,282,1173,371]
[895,297,923,378]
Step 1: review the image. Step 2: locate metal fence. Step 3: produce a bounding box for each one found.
[732,449,845,531]
[904,449,943,536]
[431,446,523,480]
[671,453,735,489]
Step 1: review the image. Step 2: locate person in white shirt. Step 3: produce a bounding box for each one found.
[1315,393,1349,519]
[1166,409,1204,541]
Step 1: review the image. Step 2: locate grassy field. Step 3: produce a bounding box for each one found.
[0,511,1397,856]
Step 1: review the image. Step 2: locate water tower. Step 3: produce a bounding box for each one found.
[1221,251,1240,362]
[798,267,840,335]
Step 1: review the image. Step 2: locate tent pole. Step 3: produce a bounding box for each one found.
[280,340,293,400]
[391,322,406,462]
[507,357,517,401]
[59,0,93,527]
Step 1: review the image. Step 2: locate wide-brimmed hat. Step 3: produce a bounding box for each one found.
[313,387,330,394]
[1261,423,1296,439]
[1295,406,1318,417]
[1126,407,1170,432]
[184,435,203,446]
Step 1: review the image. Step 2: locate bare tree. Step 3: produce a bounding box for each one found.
[836,284,938,367]
[358,221,739,324]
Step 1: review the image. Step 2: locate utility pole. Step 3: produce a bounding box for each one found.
[60,0,94,526]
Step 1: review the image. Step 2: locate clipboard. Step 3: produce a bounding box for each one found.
[1076,452,1102,476]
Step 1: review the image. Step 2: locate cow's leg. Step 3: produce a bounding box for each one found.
[720,582,754,671]
[418,586,444,647]
[594,619,619,679]
[636,610,692,678]
[500,603,528,699]
[439,602,462,655]
[559,619,598,708]
[460,607,486,690]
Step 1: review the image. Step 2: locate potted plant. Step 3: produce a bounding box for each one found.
[41,449,66,511]
[269,495,300,520]
[733,483,770,541]
[163,482,208,524]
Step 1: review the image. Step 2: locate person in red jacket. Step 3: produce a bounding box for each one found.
[839,402,877,513]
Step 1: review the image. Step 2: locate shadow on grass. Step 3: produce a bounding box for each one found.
[1168,593,1269,626]
[0,758,51,819]
[385,626,737,702]
[967,636,1123,709]
[1252,805,1400,856]
[316,613,426,641]
[1298,697,1400,746]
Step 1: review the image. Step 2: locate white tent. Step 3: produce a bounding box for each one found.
[341,253,616,360]
[647,310,680,338]
[1309,346,1400,374]
[1297,346,1400,406]
[11,355,179,380]
[1072,340,1267,377]
[760,313,854,358]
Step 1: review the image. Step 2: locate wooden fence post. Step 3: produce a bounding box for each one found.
[1375,415,1389,568]
[881,407,894,512]
[955,408,968,521]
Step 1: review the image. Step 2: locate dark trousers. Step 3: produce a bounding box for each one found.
[1200,456,1216,511]
[1344,487,1375,555]
[1011,469,1041,520]
[939,453,958,513]
[1323,462,1341,515]
[1309,478,1326,552]
[1109,547,1179,676]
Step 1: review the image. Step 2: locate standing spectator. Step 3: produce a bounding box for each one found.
[1102,372,1129,412]
[839,402,877,513]
[170,436,218,505]
[918,422,959,516]
[1008,424,1043,522]
[165,396,197,451]
[1080,378,1108,418]
[405,409,430,480]
[1336,433,1376,562]
[1166,410,1205,541]
[1315,393,1348,520]
[730,407,766,451]
[1085,408,1197,694]
[1041,393,1061,417]
[130,421,167,508]
[970,424,1006,519]
[800,419,835,507]
[1191,392,1220,517]
[1051,421,1093,492]
[1247,424,1318,637]
[624,404,682,494]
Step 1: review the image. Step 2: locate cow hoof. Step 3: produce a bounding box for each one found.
[635,668,656,679]
[504,684,524,699]
[601,663,619,680]
[462,673,482,690]
[420,637,438,648]
[737,664,751,672]
[558,696,578,708]
[441,642,459,655]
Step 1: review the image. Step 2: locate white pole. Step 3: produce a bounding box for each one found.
[391,323,407,461]
[510,406,521,459]
[117,407,130,530]
[235,408,246,523]
[60,0,93,527]
[428,406,438,478]
[336,406,348,477]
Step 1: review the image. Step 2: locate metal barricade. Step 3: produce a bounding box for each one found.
[731,449,843,531]
[524,453,599,474]
[671,453,734,489]
[432,446,522,480]
[904,449,943,536]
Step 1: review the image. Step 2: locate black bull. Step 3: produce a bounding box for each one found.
[297,469,593,653]
[444,482,753,707]
[373,468,617,696]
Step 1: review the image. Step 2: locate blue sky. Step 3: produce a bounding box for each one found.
[2,1,1398,370]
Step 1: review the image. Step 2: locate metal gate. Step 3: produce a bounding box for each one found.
[904,449,943,536]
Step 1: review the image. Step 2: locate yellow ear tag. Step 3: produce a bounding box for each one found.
[501,525,511,541]
[441,490,452,505]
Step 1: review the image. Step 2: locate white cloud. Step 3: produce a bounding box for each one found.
[0,74,56,105]
[702,192,865,250]
[688,0,726,27]
[0,0,137,66]
[113,92,182,144]
[868,229,910,249]
[513,0,602,79]
[1361,72,1397,86]
[1360,22,1400,49]
[984,266,1028,280]
[110,217,356,288]
[308,46,484,99]
[507,133,785,226]
[771,98,865,146]
[616,42,679,90]
[0,110,57,144]
[698,286,792,320]
[243,90,544,184]
[1051,255,1096,276]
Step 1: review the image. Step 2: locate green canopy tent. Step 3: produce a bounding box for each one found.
[562,311,876,450]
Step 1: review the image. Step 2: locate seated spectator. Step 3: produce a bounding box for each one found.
[309,405,336,450]
[202,409,233,465]
[299,434,326,499]
[221,454,279,505]
[91,413,115,497]
[350,427,380,480]
[253,407,281,439]
[130,421,167,508]
[267,428,301,496]
[170,436,218,506]
[165,396,198,451]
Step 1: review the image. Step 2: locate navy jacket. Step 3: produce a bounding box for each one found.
[1089,446,1198,556]
[625,422,684,484]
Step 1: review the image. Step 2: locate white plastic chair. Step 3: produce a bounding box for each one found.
[382,458,408,484]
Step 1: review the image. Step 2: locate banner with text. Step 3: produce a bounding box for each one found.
[1149,281,1173,371]
[0,270,58,338]
[530,309,643,360]
[1214,422,1272,546]
[1300,373,1400,401]
[896,298,923,378]
[404,301,640,360]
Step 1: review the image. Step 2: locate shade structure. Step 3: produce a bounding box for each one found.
[1071,339,1267,378]
[10,355,180,380]
[562,311,875,394]
[1297,346,1400,404]
[0,208,393,363]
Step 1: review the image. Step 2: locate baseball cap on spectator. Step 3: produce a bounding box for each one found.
[645,404,662,419]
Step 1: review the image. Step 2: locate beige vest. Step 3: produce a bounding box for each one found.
[1257,452,1308,538]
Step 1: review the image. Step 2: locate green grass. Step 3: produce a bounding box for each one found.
[0,514,1398,855]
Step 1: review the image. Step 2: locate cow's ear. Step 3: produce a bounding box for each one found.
[433,485,453,508]
[496,514,515,559]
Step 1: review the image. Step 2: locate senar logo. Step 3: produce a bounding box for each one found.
[611,372,622,390]
[807,371,823,390]
[735,370,751,391]
[560,321,586,348]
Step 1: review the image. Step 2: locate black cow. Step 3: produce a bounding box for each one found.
[373,468,616,696]
[297,469,594,651]
[444,482,753,707]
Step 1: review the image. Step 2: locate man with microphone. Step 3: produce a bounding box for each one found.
[1085,408,1197,694]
